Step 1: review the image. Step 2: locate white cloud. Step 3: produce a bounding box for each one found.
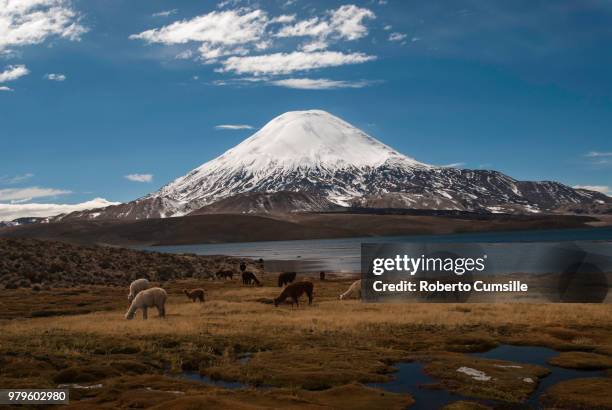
[0,86,13,91]
[215,124,254,130]
[329,5,375,41]
[276,17,330,38]
[586,151,612,157]
[573,185,610,195]
[130,9,268,46]
[0,187,71,202]
[0,173,34,184]
[389,32,407,42]
[440,162,466,168]
[218,51,376,75]
[269,77,373,89]
[271,14,296,24]
[383,24,392,31]
[276,5,375,41]
[175,49,194,60]
[125,174,153,183]
[198,43,248,64]
[300,39,328,52]
[131,4,378,82]
[45,73,66,81]
[0,0,87,52]
[411,36,421,42]
[0,65,29,82]
[0,197,119,221]
[152,9,178,18]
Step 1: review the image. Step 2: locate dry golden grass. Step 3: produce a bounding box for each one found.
[1,277,611,409]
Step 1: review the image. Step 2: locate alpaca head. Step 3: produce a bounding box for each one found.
[128,294,134,303]
[183,289,189,295]
[339,294,344,300]
[125,311,135,320]
[273,297,280,307]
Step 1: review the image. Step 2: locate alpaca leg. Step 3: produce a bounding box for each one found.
[142,307,148,320]
[308,292,312,305]
[159,305,166,318]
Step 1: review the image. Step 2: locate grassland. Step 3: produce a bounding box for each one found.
[1,274,611,409]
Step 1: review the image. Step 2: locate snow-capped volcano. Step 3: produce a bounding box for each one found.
[156,109,427,210]
[57,110,611,221]
[198,109,425,171]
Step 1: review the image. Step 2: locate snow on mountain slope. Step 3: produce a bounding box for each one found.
[56,110,611,221]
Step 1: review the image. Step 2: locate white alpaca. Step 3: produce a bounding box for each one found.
[339,280,362,300]
[128,278,151,304]
[125,287,167,320]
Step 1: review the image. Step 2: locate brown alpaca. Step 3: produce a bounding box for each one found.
[274,281,313,307]
[183,288,205,302]
[242,271,261,286]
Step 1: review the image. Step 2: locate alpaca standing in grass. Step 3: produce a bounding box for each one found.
[274,281,313,307]
[127,278,150,304]
[242,271,261,286]
[339,280,362,300]
[125,287,167,320]
[216,270,234,280]
[183,288,205,302]
[277,272,296,287]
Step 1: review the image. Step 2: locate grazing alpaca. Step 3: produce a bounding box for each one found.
[239,262,247,272]
[128,278,151,304]
[277,272,296,287]
[216,270,234,280]
[125,287,167,320]
[242,271,261,286]
[320,271,326,281]
[274,281,314,307]
[184,288,205,302]
[339,280,362,300]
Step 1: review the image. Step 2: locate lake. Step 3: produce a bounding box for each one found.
[146,227,612,273]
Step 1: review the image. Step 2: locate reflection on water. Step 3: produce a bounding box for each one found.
[146,227,612,273]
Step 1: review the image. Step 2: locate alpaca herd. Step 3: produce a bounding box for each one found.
[124,265,361,320]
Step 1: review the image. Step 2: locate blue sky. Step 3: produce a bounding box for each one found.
[1,0,611,219]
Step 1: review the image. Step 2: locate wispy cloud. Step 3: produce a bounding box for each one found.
[0,65,29,82]
[152,9,178,18]
[45,73,66,81]
[124,174,153,183]
[215,124,254,130]
[0,173,34,185]
[276,5,375,41]
[130,4,380,79]
[585,151,612,157]
[0,187,71,202]
[584,151,612,166]
[573,185,610,195]
[0,198,119,221]
[0,0,87,53]
[0,86,13,92]
[440,162,466,168]
[388,32,407,42]
[269,77,375,89]
[218,51,376,75]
